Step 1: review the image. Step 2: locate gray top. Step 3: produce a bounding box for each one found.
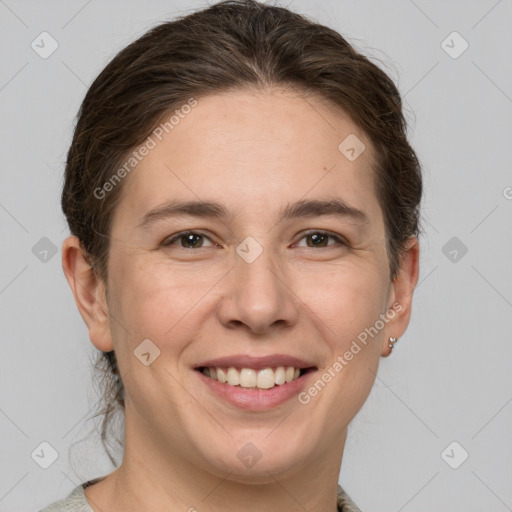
[40,479,362,512]
[39,477,104,512]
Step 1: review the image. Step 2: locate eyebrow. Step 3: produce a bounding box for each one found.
[137,198,370,229]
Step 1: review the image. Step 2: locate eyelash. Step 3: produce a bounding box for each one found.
[161,230,349,250]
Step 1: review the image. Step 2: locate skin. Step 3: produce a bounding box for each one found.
[62,87,419,512]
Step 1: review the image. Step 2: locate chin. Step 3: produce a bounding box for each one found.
[197,435,311,481]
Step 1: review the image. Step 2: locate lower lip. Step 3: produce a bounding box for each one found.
[195,370,314,410]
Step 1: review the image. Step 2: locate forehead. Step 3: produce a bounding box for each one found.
[112,88,382,232]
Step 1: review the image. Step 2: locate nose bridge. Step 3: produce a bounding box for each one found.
[238,241,281,299]
[220,237,298,333]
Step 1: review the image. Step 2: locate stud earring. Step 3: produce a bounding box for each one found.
[388,337,398,350]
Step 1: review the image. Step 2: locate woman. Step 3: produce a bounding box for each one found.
[41,0,421,510]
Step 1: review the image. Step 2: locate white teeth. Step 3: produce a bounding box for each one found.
[257,368,276,389]
[202,365,305,389]
[275,367,286,385]
[227,367,240,386]
[217,367,227,383]
[239,368,257,387]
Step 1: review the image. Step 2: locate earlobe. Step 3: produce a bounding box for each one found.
[381,236,420,357]
[61,236,114,352]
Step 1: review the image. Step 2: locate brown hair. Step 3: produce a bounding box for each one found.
[62,0,422,466]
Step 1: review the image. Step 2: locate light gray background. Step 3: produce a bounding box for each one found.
[1,0,511,510]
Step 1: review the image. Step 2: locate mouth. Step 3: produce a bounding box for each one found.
[195,365,316,390]
[193,354,318,409]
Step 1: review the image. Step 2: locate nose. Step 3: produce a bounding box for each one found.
[216,243,300,335]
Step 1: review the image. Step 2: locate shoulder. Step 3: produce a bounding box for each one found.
[337,484,362,512]
[39,481,95,512]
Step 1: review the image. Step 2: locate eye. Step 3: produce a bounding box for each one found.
[294,230,348,248]
[161,231,218,249]
[161,230,348,250]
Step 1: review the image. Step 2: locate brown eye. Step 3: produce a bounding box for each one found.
[162,231,216,249]
[295,231,348,248]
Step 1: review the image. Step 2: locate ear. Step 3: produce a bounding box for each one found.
[61,235,114,352]
[381,236,420,357]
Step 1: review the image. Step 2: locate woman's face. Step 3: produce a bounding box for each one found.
[66,87,418,482]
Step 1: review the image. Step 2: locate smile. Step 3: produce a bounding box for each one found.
[193,354,318,410]
[198,366,311,390]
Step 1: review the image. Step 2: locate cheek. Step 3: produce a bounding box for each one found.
[309,283,385,422]
[108,257,218,350]
[295,263,389,342]
[106,265,200,406]
[296,265,387,410]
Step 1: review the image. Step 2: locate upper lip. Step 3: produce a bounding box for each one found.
[195,354,317,371]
